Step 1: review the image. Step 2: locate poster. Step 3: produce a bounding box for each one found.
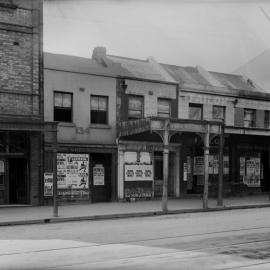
[223,156,229,175]
[244,157,260,187]
[125,164,153,181]
[194,157,204,175]
[93,164,104,185]
[240,157,245,176]
[183,163,188,181]
[44,172,53,197]
[208,155,214,174]
[213,155,219,175]
[57,153,89,199]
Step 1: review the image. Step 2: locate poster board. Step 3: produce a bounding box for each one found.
[125,164,153,181]
[244,157,260,187]
[93,164,105,185]
[44,172,53,197]
[194,157,204,175]
[57,153,89,199]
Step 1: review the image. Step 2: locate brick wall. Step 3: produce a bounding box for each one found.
[0,0,42,118]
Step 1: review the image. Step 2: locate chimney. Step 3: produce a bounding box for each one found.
[92,47,107,65]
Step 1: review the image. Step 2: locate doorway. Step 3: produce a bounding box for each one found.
[9,159,28,204]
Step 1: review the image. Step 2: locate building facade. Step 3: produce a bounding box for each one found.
[0,0,43,205]
[44,47,270,205]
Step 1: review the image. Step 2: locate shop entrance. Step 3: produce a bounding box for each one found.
[9,158,28,204]
[91,153,112,202]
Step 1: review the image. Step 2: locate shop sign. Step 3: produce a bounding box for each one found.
[44,172,53,197]
[57,153,89,199]
[125,164,153,181]
[93,164,105,185]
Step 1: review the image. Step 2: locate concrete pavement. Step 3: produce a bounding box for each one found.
[0,194,270,226]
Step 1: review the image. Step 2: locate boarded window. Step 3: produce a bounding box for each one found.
[54,92,72,122]
[158,99,171,118]
[244,109,256,127]
[265,111,270,129]
[91,95,108,124]
[189,103,203,120]
[128,95,144,119]
[213,105,225,121]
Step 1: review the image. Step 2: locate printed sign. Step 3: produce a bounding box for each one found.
[194,157,204,175]
[244,157,260,187]
[125,164,153,181]
[44,172,53,197]
[183,163,188,181]
[57,153,89,199]
[93,164,105,185]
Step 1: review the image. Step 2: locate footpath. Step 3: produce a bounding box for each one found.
[0,194,270,226]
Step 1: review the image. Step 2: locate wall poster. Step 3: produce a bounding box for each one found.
[193,157,204,175]
[44,172,53,197]
[57,153,89,200]
[125,164,153,181]
[244,157,260,187]
[93,164,105,185]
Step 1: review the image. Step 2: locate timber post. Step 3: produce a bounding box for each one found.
[162,119,170,213]
[217,122,224,207]
[203,123,210,209]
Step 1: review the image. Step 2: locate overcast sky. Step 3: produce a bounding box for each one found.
[44,0,270,73]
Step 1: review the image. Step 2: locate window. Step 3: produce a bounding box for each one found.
[157,99,171,118]
[213,105,225,121]
[128,95,144,119]
[90,95,108,124]
[265,111,270,129]
[189,103,203,120]
[54,92,72,122]
[244,109,256,127]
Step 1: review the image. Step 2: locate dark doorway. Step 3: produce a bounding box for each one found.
[261,152,269,192]
[91,154,112,202]
[9,159,28,204]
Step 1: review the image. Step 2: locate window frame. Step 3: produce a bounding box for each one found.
[243,108,256,128]
[189,103,203,120]
[53,91,73,123]
[264,110,270,129]
[157,98,171,118]
[212,105,225,122]
[90,95,109,125]
[128,95,144,120]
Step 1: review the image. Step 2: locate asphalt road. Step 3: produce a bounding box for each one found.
[1,207,270,269]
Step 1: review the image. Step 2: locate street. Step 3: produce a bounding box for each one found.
[0,208,270,269]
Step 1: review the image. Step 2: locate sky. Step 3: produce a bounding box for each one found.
[44,0,270,73]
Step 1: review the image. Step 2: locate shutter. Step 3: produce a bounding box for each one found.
[234,107,244,127]
[256,110,264,128]
[171,99,178,119]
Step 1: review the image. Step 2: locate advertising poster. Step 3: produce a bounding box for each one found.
[93,164,105,185]
[44,172,53,197]
[245,157,261,187]
[57,153,89,199]
[208,155,214,174]
[194,157,204,175]
[183,163,188,181]
[223,156,229,175]
[125,164,153,181]
[240,157,245,176]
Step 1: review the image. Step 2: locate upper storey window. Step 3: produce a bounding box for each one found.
[265,111,270,129]
[128,95,144,119]
[54,92,72,122]
[213,105,225,121]
[244,109,256,127]
[91,95,108,124]
[189,103,203,120]
[157,99,171,118]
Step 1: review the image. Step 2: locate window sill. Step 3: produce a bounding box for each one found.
[57,122,76,127]
[89,124,112,129]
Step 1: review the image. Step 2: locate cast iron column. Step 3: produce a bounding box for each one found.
[217,122,224,207]
[203,123,210,209]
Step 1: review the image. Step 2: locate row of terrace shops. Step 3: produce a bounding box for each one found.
[42,118,270,207]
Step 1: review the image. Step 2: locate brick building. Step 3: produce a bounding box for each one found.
[0,0,43,205]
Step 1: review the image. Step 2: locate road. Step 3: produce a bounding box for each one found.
[1,207,270,269]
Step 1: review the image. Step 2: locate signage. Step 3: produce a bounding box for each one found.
[125,164,153,181]
[57,153,89,199]
[124,187,152,198]
[194,157,204,175]
[244,157,260,187]
[93,164,105,185]
[44,172,53,197]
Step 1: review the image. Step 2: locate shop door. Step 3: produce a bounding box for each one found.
[9,159,28,204]
[91,154,112,202]
[0,159,6,204]
[154,153,163,197]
